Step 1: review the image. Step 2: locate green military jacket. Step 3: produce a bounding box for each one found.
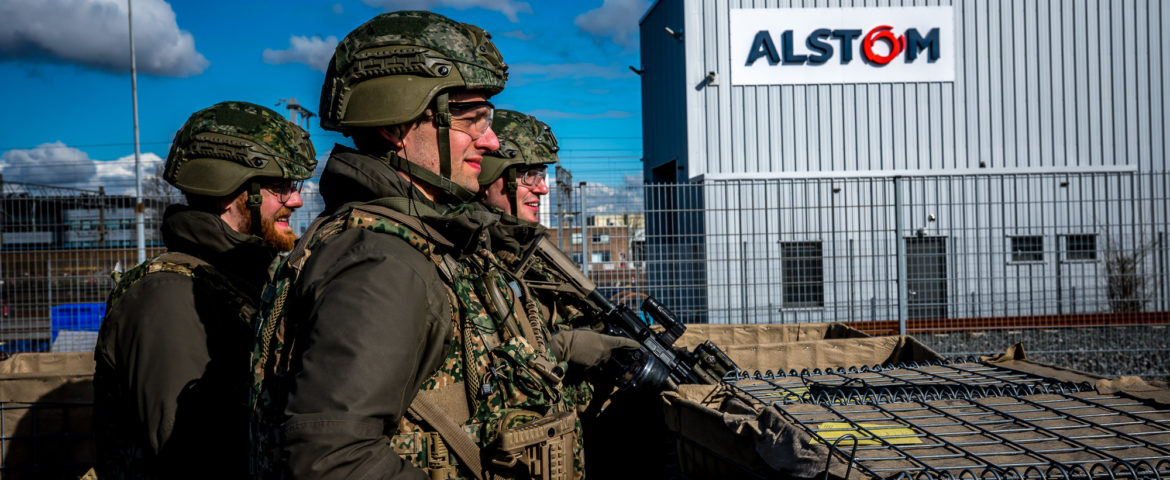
[275,146,577,480]
[94,205,278,479]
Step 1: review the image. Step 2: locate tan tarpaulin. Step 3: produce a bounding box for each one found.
[676,322,869,350]
[982,343,1170,406]
[716,335,942,373]
[0,351,94,375]
[0,352,96,479]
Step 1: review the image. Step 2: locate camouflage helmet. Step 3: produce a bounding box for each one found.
[164,101,317,197]
[479,110,559,186]
[319,11,508,131]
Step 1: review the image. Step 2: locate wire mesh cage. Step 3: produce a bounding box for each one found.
[678,359,1170,480]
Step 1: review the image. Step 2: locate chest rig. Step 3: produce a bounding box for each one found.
[250,202,581,480]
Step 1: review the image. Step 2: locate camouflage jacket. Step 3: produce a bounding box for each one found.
[483,215,599,414]
[94,205,278,479]
[263,146,579,480]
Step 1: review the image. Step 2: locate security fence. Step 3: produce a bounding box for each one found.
[1,171,1167,378]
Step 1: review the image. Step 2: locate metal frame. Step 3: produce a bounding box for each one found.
[721,362,1170,479]
[0,401,94,476]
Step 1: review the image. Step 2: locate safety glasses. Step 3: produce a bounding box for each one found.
[263,179,304,204]
[446,100,495,140]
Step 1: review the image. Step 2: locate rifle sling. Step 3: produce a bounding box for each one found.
[407,387,484,480]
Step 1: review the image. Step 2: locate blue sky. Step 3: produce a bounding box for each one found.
[0,0,649,195]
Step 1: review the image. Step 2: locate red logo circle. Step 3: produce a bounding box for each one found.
[862,25,904,65]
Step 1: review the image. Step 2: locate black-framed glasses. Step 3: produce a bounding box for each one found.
[264,179,304,204]
[447,100,494,140]
[518,168,547,187]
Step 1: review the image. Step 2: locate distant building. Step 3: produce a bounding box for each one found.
[1,180,168,347]
[547,214,647,295]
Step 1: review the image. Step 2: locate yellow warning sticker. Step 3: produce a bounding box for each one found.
[812,422,922,445]
[757,386,809,402]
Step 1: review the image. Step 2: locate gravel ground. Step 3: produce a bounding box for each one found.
[914,325,1170,380]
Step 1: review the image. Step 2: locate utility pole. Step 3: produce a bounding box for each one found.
[555,165,573,251]
[128,0,145,264]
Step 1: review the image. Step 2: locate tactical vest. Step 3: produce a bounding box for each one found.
[250,203,583,480]
[97,251,257,479]
[107,251,256,315]
[494,249,596,415]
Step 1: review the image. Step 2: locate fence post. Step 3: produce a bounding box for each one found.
[581,183,590,276]
[894,176,908,336]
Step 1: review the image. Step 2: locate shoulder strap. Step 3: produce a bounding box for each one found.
[108,251,239,307]
[408,389,485,480]
[351,202,456,249]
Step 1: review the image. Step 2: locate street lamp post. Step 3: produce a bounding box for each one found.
[128,0,146,264]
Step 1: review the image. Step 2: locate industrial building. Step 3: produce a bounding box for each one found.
[638,0,1169,325]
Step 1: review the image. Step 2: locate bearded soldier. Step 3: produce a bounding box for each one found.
[250,12,582,480]
[474,110,639,415]
[94,101,316,478]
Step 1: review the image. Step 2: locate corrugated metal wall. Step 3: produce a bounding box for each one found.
[640,0,1170,326]
[640,0,1168,177]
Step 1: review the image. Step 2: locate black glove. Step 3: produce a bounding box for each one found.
[549,329,641,367]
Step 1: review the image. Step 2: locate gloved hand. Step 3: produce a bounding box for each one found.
[549,329,641,367]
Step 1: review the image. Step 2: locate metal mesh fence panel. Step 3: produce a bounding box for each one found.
[2,171,1166,378]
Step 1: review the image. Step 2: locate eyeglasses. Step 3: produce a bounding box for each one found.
[446,100,494,140]
[518,168,547,187]
[264,179,304,204]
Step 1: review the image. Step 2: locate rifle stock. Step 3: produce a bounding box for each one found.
[531,238,738,391]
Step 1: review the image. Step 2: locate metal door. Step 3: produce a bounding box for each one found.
[906,236,948,319]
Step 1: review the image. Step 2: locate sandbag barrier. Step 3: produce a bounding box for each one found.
[721,363,1170,479]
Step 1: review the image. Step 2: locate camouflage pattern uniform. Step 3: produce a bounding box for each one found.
[475,110,603,414]
[93,102,315,479]
[249,12,582,480]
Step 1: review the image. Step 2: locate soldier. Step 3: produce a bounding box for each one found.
[94,101,316,478]
[474,110,639,414]
[250,11,581,480]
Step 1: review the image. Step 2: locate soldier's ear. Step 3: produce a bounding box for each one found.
[377,126,407,150]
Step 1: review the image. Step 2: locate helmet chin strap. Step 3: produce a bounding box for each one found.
[504,164,520,217]
[247,180,264,237]
[378,92,476,203]
[435,92,452,181]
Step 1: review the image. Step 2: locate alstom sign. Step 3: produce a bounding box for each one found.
[730,7,955,85]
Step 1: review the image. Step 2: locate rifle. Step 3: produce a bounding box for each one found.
[518,237,739,392]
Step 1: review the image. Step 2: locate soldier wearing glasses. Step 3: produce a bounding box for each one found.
[94,101,316,478]
[475,110,639,416]
[250,11,583,480]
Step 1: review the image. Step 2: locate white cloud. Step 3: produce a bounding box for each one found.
[580,181,643,214]
[0,142,97,185]
[332,3,345,14]
[263,36,338,73]
[92,153,166,195]
[0,0,208,77]
[509,62,628,81]
[574,0,651,49]
[362,0,532,23]
[0,142,165,195]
